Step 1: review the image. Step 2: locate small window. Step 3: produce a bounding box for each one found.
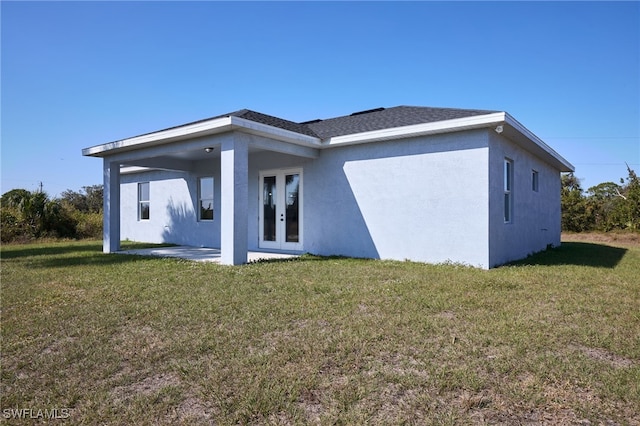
[532,170,539,192]
[198,177,214,221]
[504,159,513,223]
[138,182,150,220]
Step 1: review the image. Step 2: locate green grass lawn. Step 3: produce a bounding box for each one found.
[1,238,639,425]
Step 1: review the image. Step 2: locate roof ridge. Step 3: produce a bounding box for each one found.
[301,105,499,139]
[112,105,500,143]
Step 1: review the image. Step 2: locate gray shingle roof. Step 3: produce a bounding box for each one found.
[135,105,498,141]
[304,106,498,139]
[228,109,318,137]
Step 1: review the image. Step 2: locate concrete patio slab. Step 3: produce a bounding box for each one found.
[118,246,299,263]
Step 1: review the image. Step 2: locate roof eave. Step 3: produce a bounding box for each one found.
[322,112,508,146]
[503,113,575,172]
[82,116,321,157]
[82,109,573,173]
[322,111,574,172]
[82,117,235,157]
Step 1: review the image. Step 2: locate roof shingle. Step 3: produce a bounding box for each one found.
[126,105,499,141]
[303,106,498,139]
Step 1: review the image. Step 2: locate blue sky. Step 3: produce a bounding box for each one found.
[2,1,639,197]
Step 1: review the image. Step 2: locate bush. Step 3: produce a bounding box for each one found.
[74,211,103,239]
[1,186,103,243]
[563,166,640,232]
[1,207,27,243]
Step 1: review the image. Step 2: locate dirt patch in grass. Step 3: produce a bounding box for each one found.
[571,344,637,369]
[563,231,640,247]
[368,384,424,424]
[172,396,216,423]
[436,310,457,320]
[469,385,594,425]
[111,373,180,401]
[40,336,76,355]
[111,374,218,423]
[112,325,168,361]
[367,351,430,380]
[297,389,324,423]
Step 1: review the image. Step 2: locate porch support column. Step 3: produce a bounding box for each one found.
[103,159,121,253]
[220,135,248,265]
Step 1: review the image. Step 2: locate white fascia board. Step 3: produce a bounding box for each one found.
[120,165,189,174]
[323,111,574,172]
[120,166,157,174]
[323,112,507,146]
[82,116,321,157]
[503,113,575,172]
[82,117,235,157]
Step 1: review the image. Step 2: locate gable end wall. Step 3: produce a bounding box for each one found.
[488,132,562,267]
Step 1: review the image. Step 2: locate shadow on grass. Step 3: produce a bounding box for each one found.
[247,253,354,265]
[31,253,162,268]
[1,241,176,267]
[0,241,103,259]
[509,242,627,268]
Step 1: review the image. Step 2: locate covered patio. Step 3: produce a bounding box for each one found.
[118,246,300,263]
[83,112,321,265]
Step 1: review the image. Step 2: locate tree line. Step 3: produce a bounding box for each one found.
[1,185,103,243]
[1,167,638,243]
[562,165,640,232]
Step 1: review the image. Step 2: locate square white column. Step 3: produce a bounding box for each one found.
[220,135,248,265]
[103,159,121,253]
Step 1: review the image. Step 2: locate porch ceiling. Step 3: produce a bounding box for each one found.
[130,143,266,162]
[120,143,314,172]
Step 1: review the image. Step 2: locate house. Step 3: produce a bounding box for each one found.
[82,106,574,268]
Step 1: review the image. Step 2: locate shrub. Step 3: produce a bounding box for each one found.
[74,211,103,239]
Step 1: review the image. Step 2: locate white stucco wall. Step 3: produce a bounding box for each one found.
[488,132,562,267]
[303,130,491,267]
[114,127,562,268]
[120,165,220,248]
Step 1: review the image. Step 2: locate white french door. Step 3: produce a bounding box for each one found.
[259,169,303,251]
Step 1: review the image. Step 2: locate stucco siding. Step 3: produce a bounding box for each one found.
[120,166,220,248]
[114,127,562,268]
[304,130,491,267]
[488,132,562,267]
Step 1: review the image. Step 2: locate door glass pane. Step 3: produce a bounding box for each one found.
[139,182,150,220]
[200,200,214,220]
[199,177,214,220]
[263,176,277,241]
[139,182,149,202]
[285,174,299,243]
[140,202,150,220]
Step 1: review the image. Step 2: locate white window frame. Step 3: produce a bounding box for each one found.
[198,176,214,221]
[138,182,150,221]
[504,159,513,223]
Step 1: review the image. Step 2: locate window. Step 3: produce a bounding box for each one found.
[198,177,214,221]
[504,159,513,223]
[532,170,539,192]
[138,182,150,220]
